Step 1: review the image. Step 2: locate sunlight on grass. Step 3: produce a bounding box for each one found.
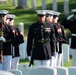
[0,0,75,37]
[19,55,73,67]
[64,55,73,67]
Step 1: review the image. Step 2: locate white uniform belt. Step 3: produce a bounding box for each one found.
[72,34,76,36]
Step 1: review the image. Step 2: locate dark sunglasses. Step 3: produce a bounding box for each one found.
[53,15,58,18]
[7,18,13,21]
[46,14,52,17]
[0,14,6,17]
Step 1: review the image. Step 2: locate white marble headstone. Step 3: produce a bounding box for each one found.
[9,69,22,75]
[68,67,76,75]
[69,38,72,56]
[42,0,46,10]
[62,44,69,66]
[0,70,15,75]
[28,66,57,75]
[18,64,31,75]
[19,41,28,59]
[56,67,68,75]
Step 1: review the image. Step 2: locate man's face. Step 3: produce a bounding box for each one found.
[0,14,7,24]
[38,14,46,23]
[46,15,53,23]
[53,16,59,23]
[9,19,14,25]
[2,15,7,23]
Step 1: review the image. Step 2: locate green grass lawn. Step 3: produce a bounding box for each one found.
[19,55,73,67]
[64,55,73,67]
[19,58,29,64]
[0,0,76,66]
[0,0,76,37]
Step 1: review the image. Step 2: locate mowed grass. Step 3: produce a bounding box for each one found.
[19,55,73,67]
[0,0,76,66]
[0,0,76,37]
[64,55,73,67]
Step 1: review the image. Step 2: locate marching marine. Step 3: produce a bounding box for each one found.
[7,14,24,69]
[0,10,15,71]
[53,11,67,66]
[61,9,76,66]
[27,10,56,67]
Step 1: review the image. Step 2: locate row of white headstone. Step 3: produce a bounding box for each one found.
[27,66,76,75]
[0,41,72,75]
[0,0,7,3]
[18,64,76,75]
[12,0,69,15]
[0,66,75,75]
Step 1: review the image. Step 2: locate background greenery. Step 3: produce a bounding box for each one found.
[0,0,75,38]
[0,0,76,66]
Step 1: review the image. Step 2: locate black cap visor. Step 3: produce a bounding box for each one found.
[0,14,6,17]
[53,15,58,18]
[46,14,53,17]
[38,14,45,17]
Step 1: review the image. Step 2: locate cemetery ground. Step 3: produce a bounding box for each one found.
[64,55,73,67]
[0,0,76,67]
[0,0,75,39]
[19,55,73,67]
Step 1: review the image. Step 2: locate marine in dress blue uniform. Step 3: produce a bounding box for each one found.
[0,10,7,70]
[7,14,24,69]
[0,10,15,71]
[45,10,56,67]
[61,9,76,66]
[27,10,56,67]
[53,12,67,67]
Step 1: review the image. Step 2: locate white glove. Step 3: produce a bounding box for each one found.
[28,56,31,61]
[51,56,54,60]
[67,14,74,20]
[0,36,6,42]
